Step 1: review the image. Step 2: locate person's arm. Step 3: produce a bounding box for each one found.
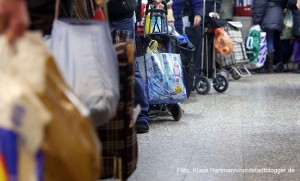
[189,0,203,27]
[167,0,175,26]
[0,0,29,42]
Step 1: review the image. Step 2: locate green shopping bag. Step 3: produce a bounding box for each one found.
[245,25,261,63]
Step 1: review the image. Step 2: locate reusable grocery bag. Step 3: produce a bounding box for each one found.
[46,19,120,126]
[0,32,101,181]
[138,53,187,104]
[245,25,267,68]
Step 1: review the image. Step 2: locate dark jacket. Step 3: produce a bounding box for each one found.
[291,9,300,36]
[206,0,222,15]
[107,0,137,21]
[172,0,203,16]
[252,0,287,32]
[288,0,300,36]
[28,0,74,35]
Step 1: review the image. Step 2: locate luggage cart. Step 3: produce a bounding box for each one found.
[136,0,184,121]
[194,0,229,95]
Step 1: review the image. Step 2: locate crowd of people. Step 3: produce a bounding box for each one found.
[252,0,300,73]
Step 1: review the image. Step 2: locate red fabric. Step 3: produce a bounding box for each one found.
[92,8,105,20]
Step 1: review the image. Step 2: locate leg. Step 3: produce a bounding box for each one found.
[134,63,150,133]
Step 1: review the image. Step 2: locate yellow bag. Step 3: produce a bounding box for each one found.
[0,32,101,181]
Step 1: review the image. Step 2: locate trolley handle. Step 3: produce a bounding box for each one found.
[145,0,168,15]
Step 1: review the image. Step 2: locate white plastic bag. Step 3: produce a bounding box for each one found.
[46,19,120,126]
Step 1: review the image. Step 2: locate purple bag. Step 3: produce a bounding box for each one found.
[293,39,300,63]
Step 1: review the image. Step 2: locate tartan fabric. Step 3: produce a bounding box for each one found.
[97,42,137,180]
[219,24,249,67]
[111,29,133,44]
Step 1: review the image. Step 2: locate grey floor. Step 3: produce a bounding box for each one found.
[129,73,300,181]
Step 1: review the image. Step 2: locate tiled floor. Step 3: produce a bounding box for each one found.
[129,73,300,181]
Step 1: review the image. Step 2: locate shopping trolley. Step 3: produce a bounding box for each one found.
[136,0,186,121]
[193,0,229,95]
[217,21,251,80]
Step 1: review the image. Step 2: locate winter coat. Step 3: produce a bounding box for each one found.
[172,0,203,16]
[252,0,287,32]
[292,10,300,36]
[107,0,137,21]
[172,0,203,33]
[206,0,222,15]
[288,0,300,36]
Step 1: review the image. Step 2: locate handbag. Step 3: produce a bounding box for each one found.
[46,2,120,126]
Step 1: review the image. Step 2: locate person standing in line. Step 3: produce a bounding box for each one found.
[252,0,288,73]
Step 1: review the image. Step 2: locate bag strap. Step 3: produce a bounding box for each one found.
[55,0,61,19]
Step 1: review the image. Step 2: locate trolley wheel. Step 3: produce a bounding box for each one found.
[169,104,183,121]
[219,69,230,80]
[213,74,229,93]
[275,63,284,72]
[231,70,241,80]
[195,76,210,95]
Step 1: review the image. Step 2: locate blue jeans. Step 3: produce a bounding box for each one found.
[110,17,150,123]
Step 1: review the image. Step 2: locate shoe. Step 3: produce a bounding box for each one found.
[256,53,275,73]
[136,120,149,134]
[294,69,300,74]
